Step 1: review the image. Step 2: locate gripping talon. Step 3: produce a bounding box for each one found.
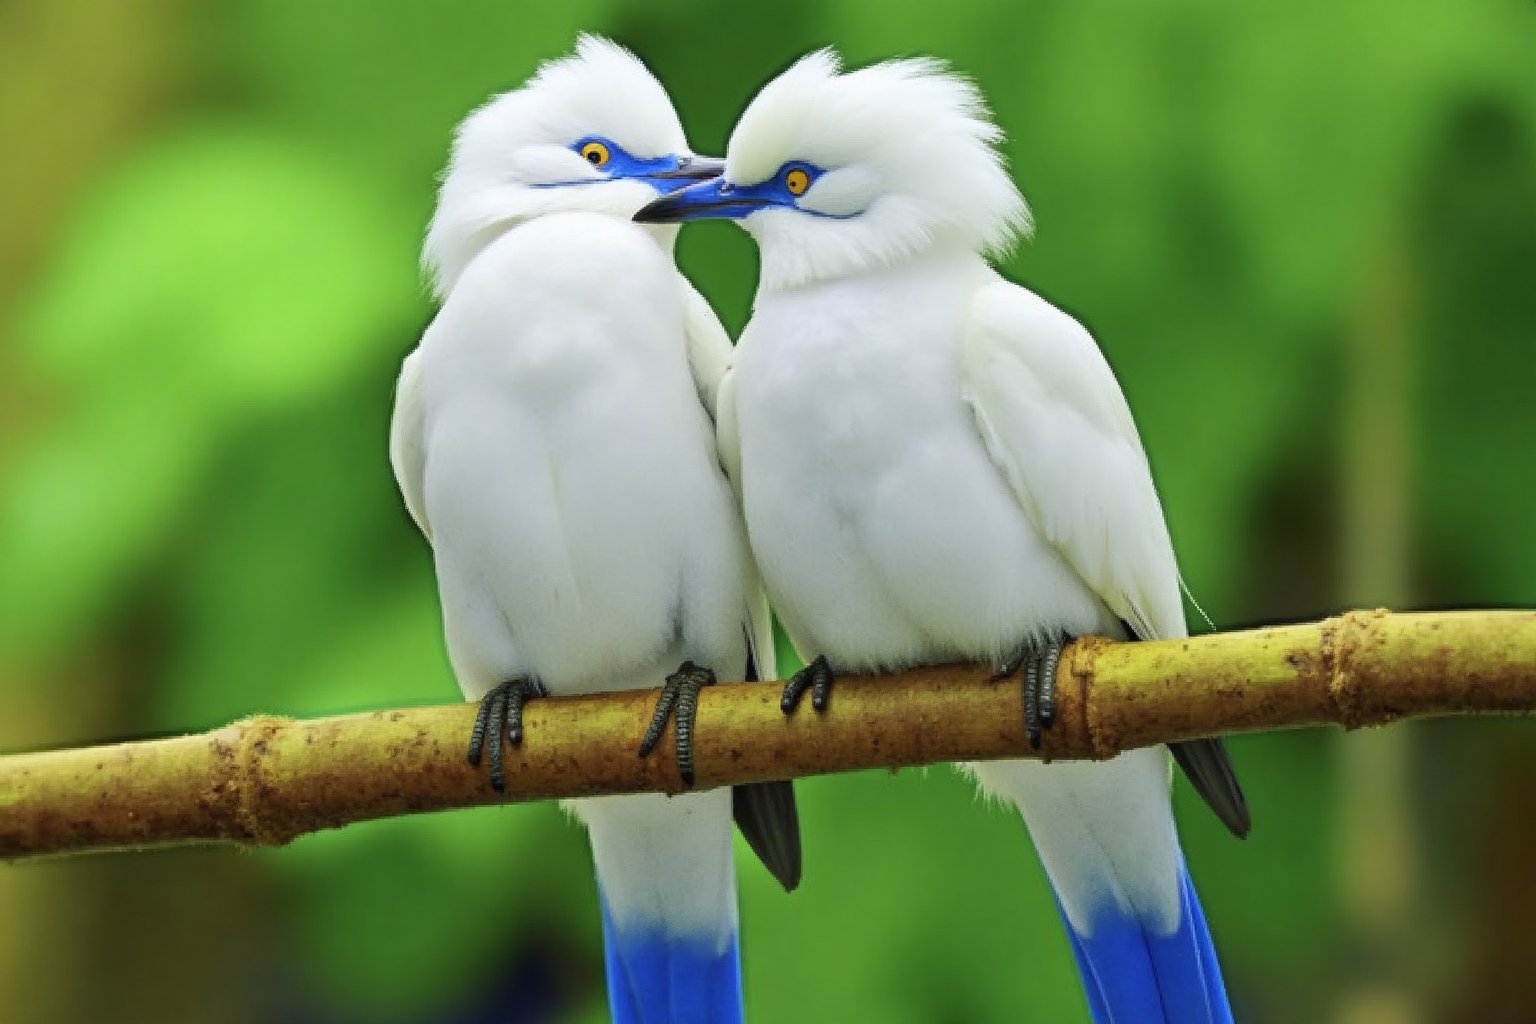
[639,661,716,787]
[781,655,834,714]
[638,683,681,758]
[992,651,1024,681]
[811,671,832,712]
[1023,656,1041,749]
[676,681,702,784]
[1012,635,1070,751]
[507,679,545,747]
[468,692,495,768]
[1038,643,1062,729]
[467,677,543,794]
[487,689,507,792]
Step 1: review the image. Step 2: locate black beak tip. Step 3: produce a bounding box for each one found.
[634,197,682,224]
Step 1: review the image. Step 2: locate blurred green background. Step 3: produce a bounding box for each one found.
[2,1,1534,1022]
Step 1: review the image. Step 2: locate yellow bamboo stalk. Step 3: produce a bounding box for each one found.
[1335,240,1421,1024]
[1,608,1532,861]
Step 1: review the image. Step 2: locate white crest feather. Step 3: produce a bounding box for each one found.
[423,35,689,296]
[724,49,1032,291]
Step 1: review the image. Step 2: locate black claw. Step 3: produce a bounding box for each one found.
[639,683,680,758]
[676,679,703,785]
[1004,634,1069,751]
[781,655,834,714]
[639,661,716,787]
[467,690,496,768]
[811,675,832,711]
[487,689,507,793]
[1038,644,1061,729]
[1023,656,1042,749]
[467,678,544,794]
[992,651,1025,681]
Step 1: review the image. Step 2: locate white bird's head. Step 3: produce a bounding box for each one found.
[424,35,721,297]
[635,50,1031,292]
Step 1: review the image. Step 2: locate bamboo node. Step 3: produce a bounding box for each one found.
[234,715,288,845]
[1072,635,1117,758]
[1329,608,1391,729]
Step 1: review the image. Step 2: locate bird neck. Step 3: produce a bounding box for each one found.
[426,201,680,298]
[755,242,991,300]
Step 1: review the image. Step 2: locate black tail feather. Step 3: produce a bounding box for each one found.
[1169,738,1251,839]
[731,629,803,891]
[1115,618,1250,839]
[732,781,802,891]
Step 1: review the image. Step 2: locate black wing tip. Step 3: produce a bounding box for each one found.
[1217,786,1253,840]
[732,780,803,892]
[1169,738,1252,840]
[769,853,803,893]
[1110,624,1252,838]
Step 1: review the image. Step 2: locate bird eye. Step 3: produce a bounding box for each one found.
[784,167,811,196]
[579,141,611,168]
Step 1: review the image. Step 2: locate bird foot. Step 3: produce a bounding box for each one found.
[993,635,1068,749]
[780,654,834,714]
[638,661,716,786]
[467,677,546,793]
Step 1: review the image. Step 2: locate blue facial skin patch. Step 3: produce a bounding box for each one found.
[536,136,725,193]
[633,161,853,223]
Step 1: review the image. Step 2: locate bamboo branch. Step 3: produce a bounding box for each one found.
[2,608,1532,861]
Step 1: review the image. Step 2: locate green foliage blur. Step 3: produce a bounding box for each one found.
[2,2,1533,1022]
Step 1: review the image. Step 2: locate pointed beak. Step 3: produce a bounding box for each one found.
[634,177,770,224]
[647,154,726,182]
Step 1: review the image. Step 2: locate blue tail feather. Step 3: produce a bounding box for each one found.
[1060,863,1233,1024]
[599,894,742,1024]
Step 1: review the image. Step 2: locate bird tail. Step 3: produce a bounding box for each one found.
[1059,854,1233,1024]
[598,896,742,1024]
[579,790,743,1024]
[967,749,1235,1024]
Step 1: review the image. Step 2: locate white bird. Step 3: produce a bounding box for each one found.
[389,36,798,1024]
[637,50,1247,1023]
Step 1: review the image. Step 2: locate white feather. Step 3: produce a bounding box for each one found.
[715,367,777,681]
[583,790,738,946]
[682,279,733,424]
[712,51,1202,951]
[388,348,430,543]
[959,280,1185,642]
[423,35,691,297]
[682,283,776,680]
[412,212,749,698]
[723,50,1031,292]
[389,40,767,965]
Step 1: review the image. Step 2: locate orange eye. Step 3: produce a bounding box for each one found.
[580,141,611,167]
[784,167,811,196]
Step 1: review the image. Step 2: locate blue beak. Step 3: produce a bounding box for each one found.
[623,154,725,194]
[633,177,777,223]
[539,154,725,195]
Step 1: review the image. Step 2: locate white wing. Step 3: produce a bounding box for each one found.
[959,280,1183,641]
[681,277,734,421]
[715,367,746,508]
[742,568,778,682]
[685,283,778,682]
[716,367,778,681]
[388,346,431,543]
